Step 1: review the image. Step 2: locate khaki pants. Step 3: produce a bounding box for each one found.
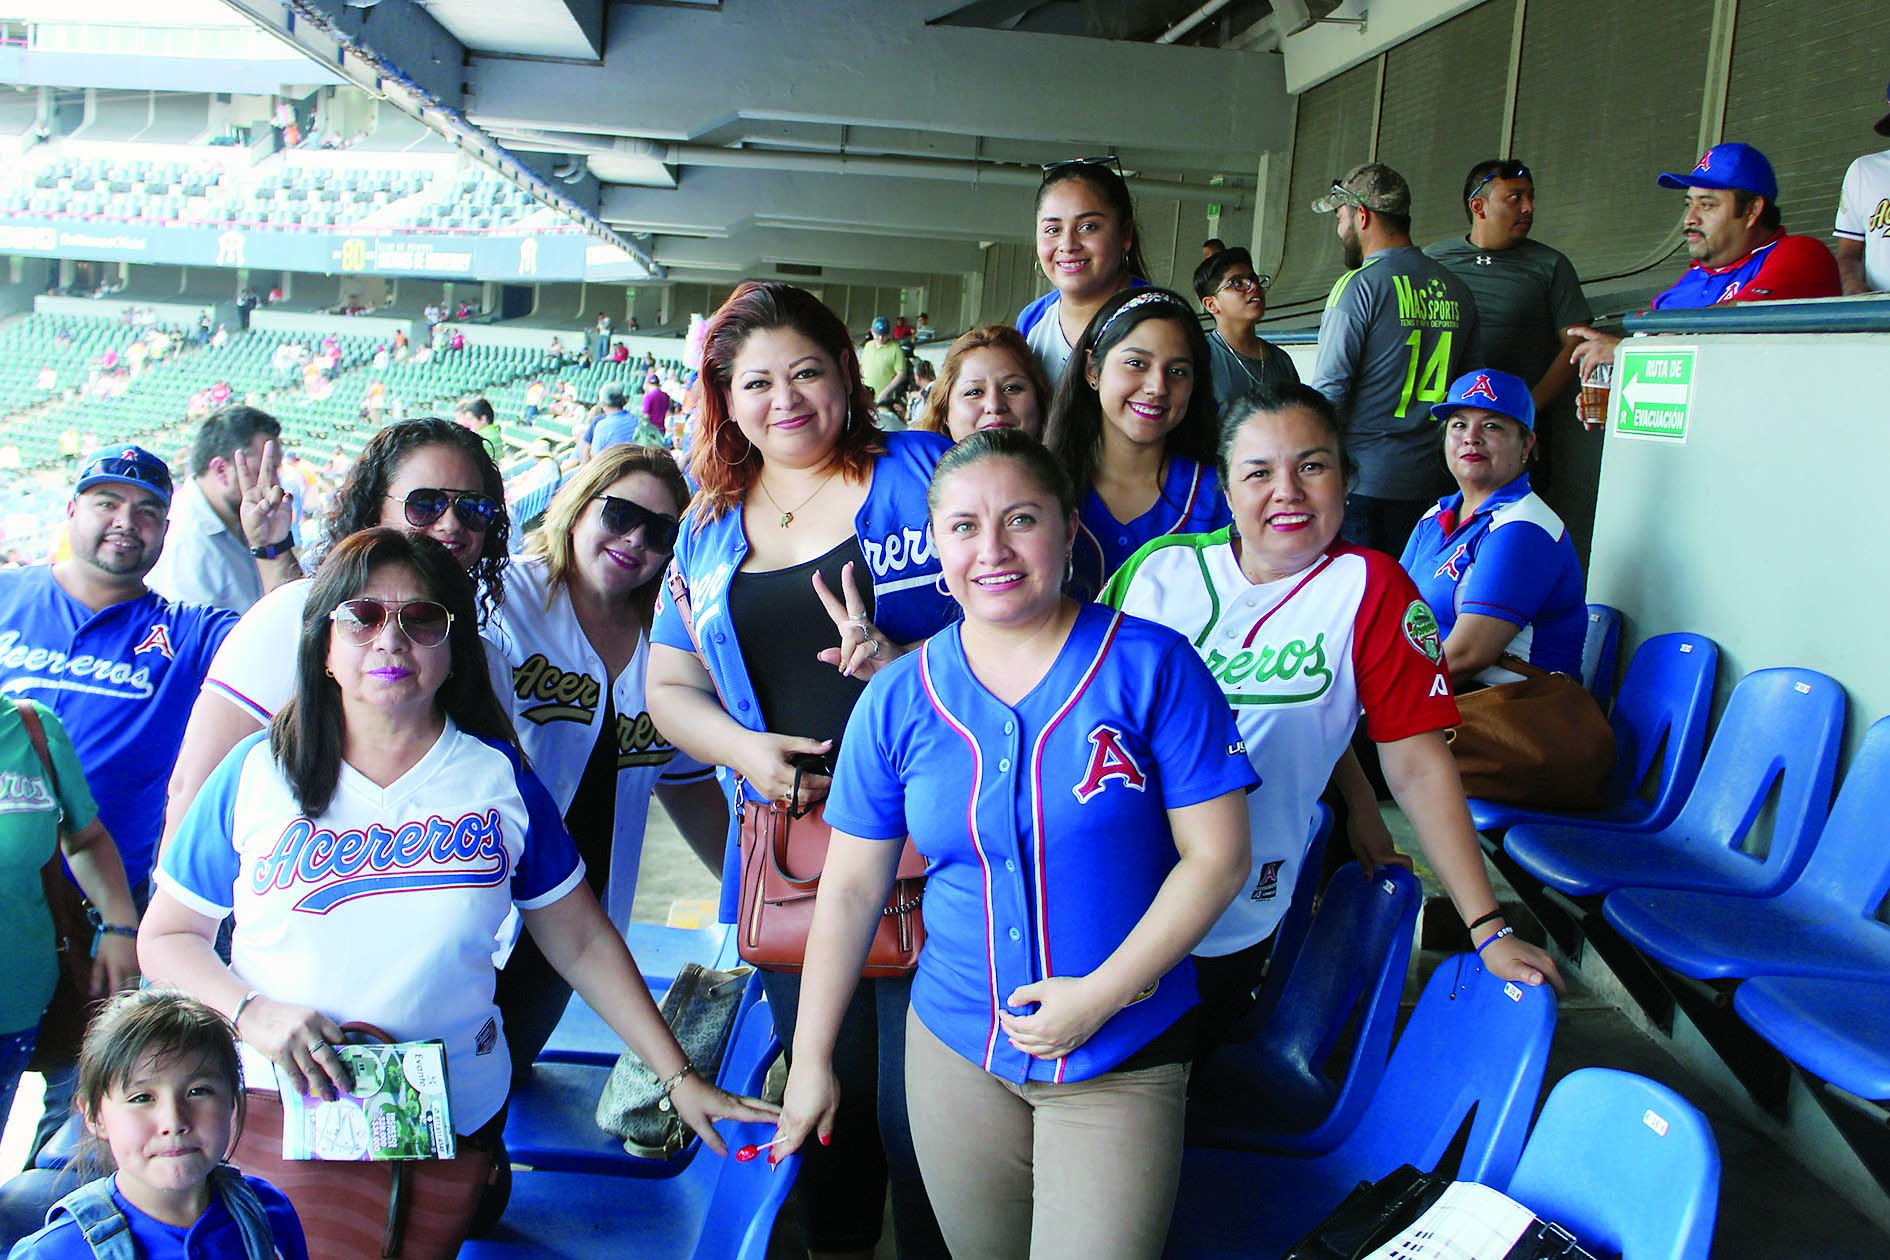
[904,1008,1188,1260]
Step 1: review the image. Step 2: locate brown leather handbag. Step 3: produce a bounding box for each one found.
[735,770,926,977]
[230,1024,496,1260]
[1445,654,1615,812]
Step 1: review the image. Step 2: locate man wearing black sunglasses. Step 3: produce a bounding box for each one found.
[1427,161,1592,489]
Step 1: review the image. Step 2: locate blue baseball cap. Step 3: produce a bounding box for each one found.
[75,445,172,506]
[870,316,891,337]
[1656,142,1778,202]
[1876,80,1890,138]
[1431,369,1536,430]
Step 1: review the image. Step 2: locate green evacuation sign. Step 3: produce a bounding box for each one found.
[1615,346,1695,442]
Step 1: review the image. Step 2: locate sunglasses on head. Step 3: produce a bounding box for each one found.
[1325,179,1365,210]
[329,598,455,647]
[81,455,172,497]
[1466,161,1531,204]
[592,495,680,551]
[1041,154,1125,180]
[388,488,500,532]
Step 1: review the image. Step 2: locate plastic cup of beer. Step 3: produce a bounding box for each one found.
[1577,363,1613,431]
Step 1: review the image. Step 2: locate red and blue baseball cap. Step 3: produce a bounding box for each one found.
[1876,80,1890,138]
[1657,142,1778,201]
[75,445,172,505]
[1431,368,1536,430]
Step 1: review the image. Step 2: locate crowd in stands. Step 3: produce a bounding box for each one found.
[0,77,1887,1260]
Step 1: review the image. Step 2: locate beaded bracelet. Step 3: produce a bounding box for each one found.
[1475,925,1515,955]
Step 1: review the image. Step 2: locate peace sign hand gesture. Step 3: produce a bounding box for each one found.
[813,561,901,680]
[235,438,293,550]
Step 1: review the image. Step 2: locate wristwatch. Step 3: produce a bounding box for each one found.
[249,535,296,559]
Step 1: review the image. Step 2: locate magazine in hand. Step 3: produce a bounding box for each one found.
[275,1039,455,1161]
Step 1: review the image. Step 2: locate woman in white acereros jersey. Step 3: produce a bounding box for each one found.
[1101,382,1563,1052]
[482,444,727,1077]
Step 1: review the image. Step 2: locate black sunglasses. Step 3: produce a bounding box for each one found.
[1466,162,1531,204]
[388,489,500,532]
[591,495,679,551]
[329,598,455,648]
[1041,154,1124,180]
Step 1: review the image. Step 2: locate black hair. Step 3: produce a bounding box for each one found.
[1193,247,1256,303]
[75,989,245,1176]
[189,405,280,478]
[1035,163,1151,286]
[1731,189,1784,232]
[1042,286,1218,507]
[458,397,495,424]
[928,425,1079,522]
[272,527,516,817]
[326,418,508,624]
[1202,237,1227,253]
[1216,383,1357,486]
[1460,159,1533,223]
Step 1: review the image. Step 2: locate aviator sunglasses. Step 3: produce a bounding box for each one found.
[387,488,501,532]
[591,495,680,551]
[328,598,455,647]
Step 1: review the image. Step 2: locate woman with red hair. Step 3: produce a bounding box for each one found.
[648,282,953,1260]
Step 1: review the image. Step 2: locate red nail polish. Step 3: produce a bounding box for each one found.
[819,1132,831,1146]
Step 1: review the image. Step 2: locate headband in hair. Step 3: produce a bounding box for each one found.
[1095,290,1193,343]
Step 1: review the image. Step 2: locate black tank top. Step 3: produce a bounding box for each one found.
[727,535,877,765]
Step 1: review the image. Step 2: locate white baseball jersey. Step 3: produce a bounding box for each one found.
[1835,149,1890,293]
[201,578,314,723]
[1104,533,1458,955]
[484,557,713,928]
[156,724,583,1132]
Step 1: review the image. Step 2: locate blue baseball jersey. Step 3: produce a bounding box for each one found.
[156,724,582,1132]
[1071,455,1232,602]
[651,428,959,923]
[10,1174,307,1260]
[825,603,1256,1085]
[0,567,237,886]
[1649,230,1841,308]
[1399,474,1587,678]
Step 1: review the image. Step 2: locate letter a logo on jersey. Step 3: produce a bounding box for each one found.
[1073,724,1148,803]
[133,623,175,659]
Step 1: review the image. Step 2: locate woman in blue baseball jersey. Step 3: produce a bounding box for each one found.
[646,282,957,1260]
[1399,369,1587,687]
[10,987,307,1260]
[1042,287,1231,601]
[142,530,772,1260]
[771,429,1255,1260]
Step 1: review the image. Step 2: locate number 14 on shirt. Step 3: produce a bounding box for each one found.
[1397,329,1454,419]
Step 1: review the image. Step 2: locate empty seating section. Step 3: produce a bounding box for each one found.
[0,144,572,234]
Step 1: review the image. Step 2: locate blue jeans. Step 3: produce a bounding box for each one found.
[0,1027,36,1135]
[759,970,946,1259]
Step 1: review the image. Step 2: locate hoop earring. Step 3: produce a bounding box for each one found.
[711,422,754,467]
[934,573,951,597]
[1065,554,1075,583]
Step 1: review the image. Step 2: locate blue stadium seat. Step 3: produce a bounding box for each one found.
[540,924,734,1065]
[1603,714,1890,981]
[1580,603,1622,706]
[1165,956,1557,1259]
[1470,633,1717,836]
[1499,1068,1719,1260]
[1188,863,1420,1155]
[1734,978,1890,1100]
[506,977,770,1177]
[1503,667,1843,898]
[1240,804,1331,1032]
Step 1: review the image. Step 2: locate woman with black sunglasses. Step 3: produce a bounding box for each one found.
[483,444,729,1076]
[143,528,774,1260]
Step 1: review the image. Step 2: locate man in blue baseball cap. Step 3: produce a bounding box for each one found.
[858,313,912,412]
[0,443,240,1157]
[1398,368,1586,688]
[1835,81,1890,296]
[1569,141,1841,376]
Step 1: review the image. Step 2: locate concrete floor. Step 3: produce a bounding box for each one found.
[633,798,1890,1260]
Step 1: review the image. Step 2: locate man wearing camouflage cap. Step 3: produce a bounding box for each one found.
[1309,162,1482,552]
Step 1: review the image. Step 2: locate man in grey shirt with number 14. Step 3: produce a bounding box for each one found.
[1310,162,1480,554]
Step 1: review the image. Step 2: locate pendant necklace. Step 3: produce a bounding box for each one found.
[757,467,836,528]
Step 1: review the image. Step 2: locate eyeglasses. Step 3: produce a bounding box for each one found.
[1041,155,1125,180]
[328,598,455,647]
[79,454,172,498]
[388,489,500,532]
[1217,274,1273,295]
[591,495,680,552]
[1466,161,1531,205]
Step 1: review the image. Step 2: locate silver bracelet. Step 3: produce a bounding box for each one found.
[655,1062,697,1113]
[231,989,262,1031]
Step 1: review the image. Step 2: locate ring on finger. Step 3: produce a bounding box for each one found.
[864,637,883,659]
[307,1040,330,1056]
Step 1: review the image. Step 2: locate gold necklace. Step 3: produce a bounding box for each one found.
[756,467,836,528]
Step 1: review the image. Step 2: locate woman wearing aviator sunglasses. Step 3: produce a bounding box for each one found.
[144,528,775,1259]
[482,445,729,1078]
